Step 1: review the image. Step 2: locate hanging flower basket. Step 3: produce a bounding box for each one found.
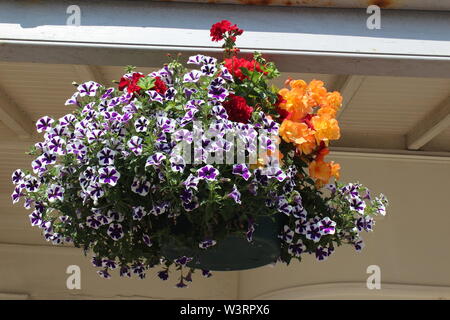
[10,20,388,288]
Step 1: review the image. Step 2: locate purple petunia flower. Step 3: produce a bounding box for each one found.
[169,155,185,173]
[187,54,206,65]
[315,246,328,261]
[127,136,143,155]
[24,176,40,192]
[183,70,202,83]
[356,216,374,232]
[107,223,124,241]
[102,259,117,270]
[294,219,307,235]
[36,116,54,133]
[65,92,80,107]
[86,215,102,229]
[199,239,217,249]
[146,90,164,103]
[202,269,213,278]
[131,176,151,196]
[228,184,241,204]
[87,182,104,201]
[277,197,293,216]
[232,164,251,181]
[97,148,116,166]
[86,130,104,143]
[349,197,366,214]
[134,116,149,132]
[197,165,219,181]
[47,184,64,203]
[97,269,112,279]
[174,256,193,267]
[145,153,166,167]
[288,240,305,257]
[132,206,147,221]
[354,238,365,252]
[119,266,131,278]
[208,85,228,102]
[306,223,322,243]
[47,137,66,156]
[78,81,101,97]
[279,225,295,244]
[201,64,217,76]
[319,217,336,235]
[157,270,169,281]
[11,169,25,185]
[98,166,120,186]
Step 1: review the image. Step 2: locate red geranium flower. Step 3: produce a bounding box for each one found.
[153,77,167,95]
[222,94,254,124]
[210,20,243,42]
[118,72,145,94]
[224,56,266,81]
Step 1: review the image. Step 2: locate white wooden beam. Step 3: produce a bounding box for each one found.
[0,86,34,139]
[0,1,450,77]
[406,96,450,150]
[334,75,365,119]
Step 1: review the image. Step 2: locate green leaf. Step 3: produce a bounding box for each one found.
[137,77,156,90]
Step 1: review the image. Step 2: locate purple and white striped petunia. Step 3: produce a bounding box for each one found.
[197,165,219,181]
[97,148,116,166]
[279,225,295,244]
[228,184,241,204]
[146,90,164,103]
[288,240,305,257]
[276,197,293,216]
[58,114,76,127]
[169,155,185,173]
[174,256,193,267]
[183,70,202,83]
[220,66,234,82]
[11,187,24,204]
[11,169,25,185]
[208,85,228,102]
[107,223,124,241]
[134,116,149,132]
[65,92,80,106]
[77,81,102,97]
[306,223,322,243]
[127,136,143,155]
[24,176,40,192]
[199,239,217,249]
[131,176,151,196]
[86,215,102,229]
[145,153,166,167]
[47,137,66,156]
[187,54,205,65]
[349,197,366,214]
[98,166,120,186]
[120,266,131,278]
[29,210,42,226]
[315,246,328,261]
[356,216,374,232]
[201,64,217,76]
[47,184,64,203]
[132,206,147,221]
[319,217,336,235]
[36,116,55,133]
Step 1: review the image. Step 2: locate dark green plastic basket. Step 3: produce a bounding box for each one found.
[161,215,283,271]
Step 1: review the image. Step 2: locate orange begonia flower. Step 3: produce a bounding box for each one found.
[311,115,340,144]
